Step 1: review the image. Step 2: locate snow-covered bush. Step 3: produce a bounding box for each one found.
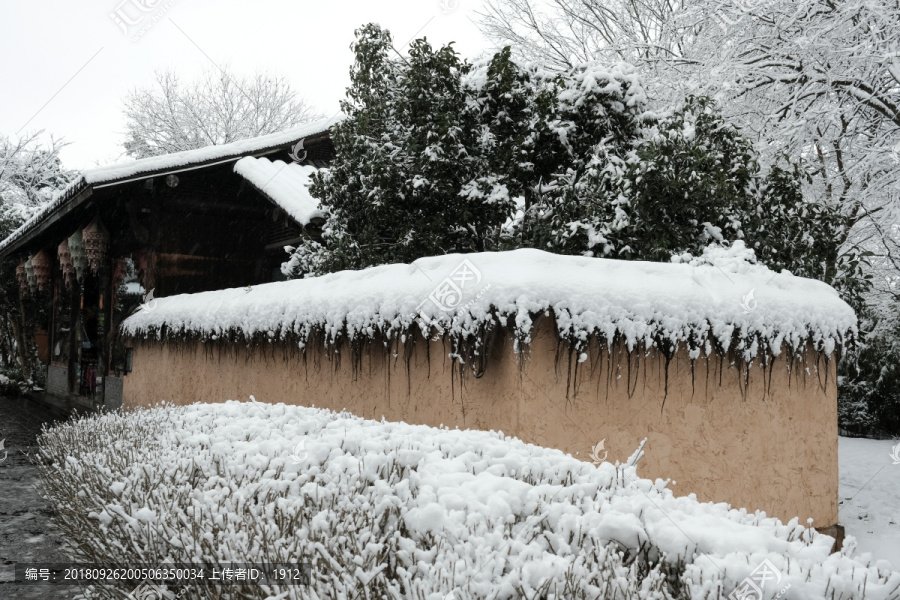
[38,402,900,600]
[0,370,21,396]
[670,240,759,272]
[0,368,35,396]
[838,305,900,436]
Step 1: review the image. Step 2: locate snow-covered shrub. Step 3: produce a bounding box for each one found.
[670,240,759,272]
[0,368,35,396]
[38,402,900,600]
[0,370,21,396]
[281,239,327,280]
[838,305,900,436]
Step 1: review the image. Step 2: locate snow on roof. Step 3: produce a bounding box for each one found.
[121,247,857,363]
[0,115,343,254]
[233,157,325,226]
[83,115,340,186]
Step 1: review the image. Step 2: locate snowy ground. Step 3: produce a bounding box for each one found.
[0,396,71,600]
[839,436,900,569]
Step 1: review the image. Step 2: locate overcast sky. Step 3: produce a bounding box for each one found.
[0,0,492,171]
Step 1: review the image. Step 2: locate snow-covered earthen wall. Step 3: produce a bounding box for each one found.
[121,316,839,528]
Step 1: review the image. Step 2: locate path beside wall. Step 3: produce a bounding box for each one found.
[123,318,839,527]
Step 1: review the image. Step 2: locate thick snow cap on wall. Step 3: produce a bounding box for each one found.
[121,247,857,362]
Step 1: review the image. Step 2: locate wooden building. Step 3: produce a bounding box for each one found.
[0,117,338,410]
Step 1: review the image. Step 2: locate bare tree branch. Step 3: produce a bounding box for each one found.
[121,65,326,159]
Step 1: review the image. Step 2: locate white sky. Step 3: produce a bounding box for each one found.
[0,0,493,171]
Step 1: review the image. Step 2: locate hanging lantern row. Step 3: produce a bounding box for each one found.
[15,218,110,297]
[15,255,47,297]
[31,250,51,292]
[58,239,75,290]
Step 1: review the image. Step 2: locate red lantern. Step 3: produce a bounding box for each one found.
[58,239,75,290]
[68,230,87,283]
[82,217,109,276]
[24,257,37,295]
[15,262,28,296]
[31,250,51,292]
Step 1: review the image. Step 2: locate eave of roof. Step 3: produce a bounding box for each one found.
[0,115,342,258]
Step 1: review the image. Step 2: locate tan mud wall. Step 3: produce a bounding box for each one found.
[123,319,839,527]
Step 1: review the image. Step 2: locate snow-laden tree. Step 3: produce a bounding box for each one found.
[290,25,651,274]
[0,132,76,384]
[479,0,900,300]
[676,0,900,303]
[478,0,688,67]
[121,66,324,158]
[535,96,851,289]
[285,25,842,288]
[477,0,900,435]
[296,25,483,272]
[0,131,73,229]
[674,0,900,435]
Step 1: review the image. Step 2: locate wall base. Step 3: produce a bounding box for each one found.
[815,524,845,553]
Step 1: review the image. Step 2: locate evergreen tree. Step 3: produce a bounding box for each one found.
[286,24,843,301]
[839,308,900,436]
[302,25,489,272]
